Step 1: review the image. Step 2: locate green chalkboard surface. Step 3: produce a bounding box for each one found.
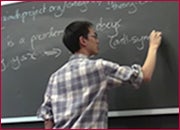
[2,2,178,118]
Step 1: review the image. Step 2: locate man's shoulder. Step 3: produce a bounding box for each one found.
[50,62,70,77]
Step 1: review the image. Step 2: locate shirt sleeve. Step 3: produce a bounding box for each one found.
[37,76,54,120]
[101,59,143,89]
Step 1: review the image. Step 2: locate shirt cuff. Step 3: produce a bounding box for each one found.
[131,64,144,89]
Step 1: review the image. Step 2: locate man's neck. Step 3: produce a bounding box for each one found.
[76,49,90,56]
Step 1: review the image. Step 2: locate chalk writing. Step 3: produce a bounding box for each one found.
[49,1,89,18]
[2,2,151,72]
[2,2,149,24]
[96,17,122,37]
[106,1,149,14]
[2,47,62,72]
[109,33,149,51]
[5,35,26,48]
[44,48,62,58]
[7,37,15,48]
[2,2,89,23]
[95,17,149,51]
[2,26,64,72]
[30,27,64,50]
[19,37,26,45]
[1,59,7,72]
[3,3,47,23]
[2,51,37,71]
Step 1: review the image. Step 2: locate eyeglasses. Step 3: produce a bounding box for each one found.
[88,33,98,39]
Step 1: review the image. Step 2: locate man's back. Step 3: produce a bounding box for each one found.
[43,54,108,128]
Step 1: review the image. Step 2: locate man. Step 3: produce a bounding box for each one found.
[37,21,162,128]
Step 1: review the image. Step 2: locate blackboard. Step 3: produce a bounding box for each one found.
[2,2,178,119]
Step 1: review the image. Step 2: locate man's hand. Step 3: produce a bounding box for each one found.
[149,30,162,50]
[44,119,54,129]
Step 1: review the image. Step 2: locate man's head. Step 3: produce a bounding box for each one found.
[63,21,99,56]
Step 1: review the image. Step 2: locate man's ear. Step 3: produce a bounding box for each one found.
[79,36,87,47]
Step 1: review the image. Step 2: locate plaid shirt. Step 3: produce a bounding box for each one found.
[37,54,143,128]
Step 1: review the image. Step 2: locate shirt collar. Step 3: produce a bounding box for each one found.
[69,53,89,61]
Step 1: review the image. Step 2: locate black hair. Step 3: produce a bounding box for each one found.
[62,21,93,53]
